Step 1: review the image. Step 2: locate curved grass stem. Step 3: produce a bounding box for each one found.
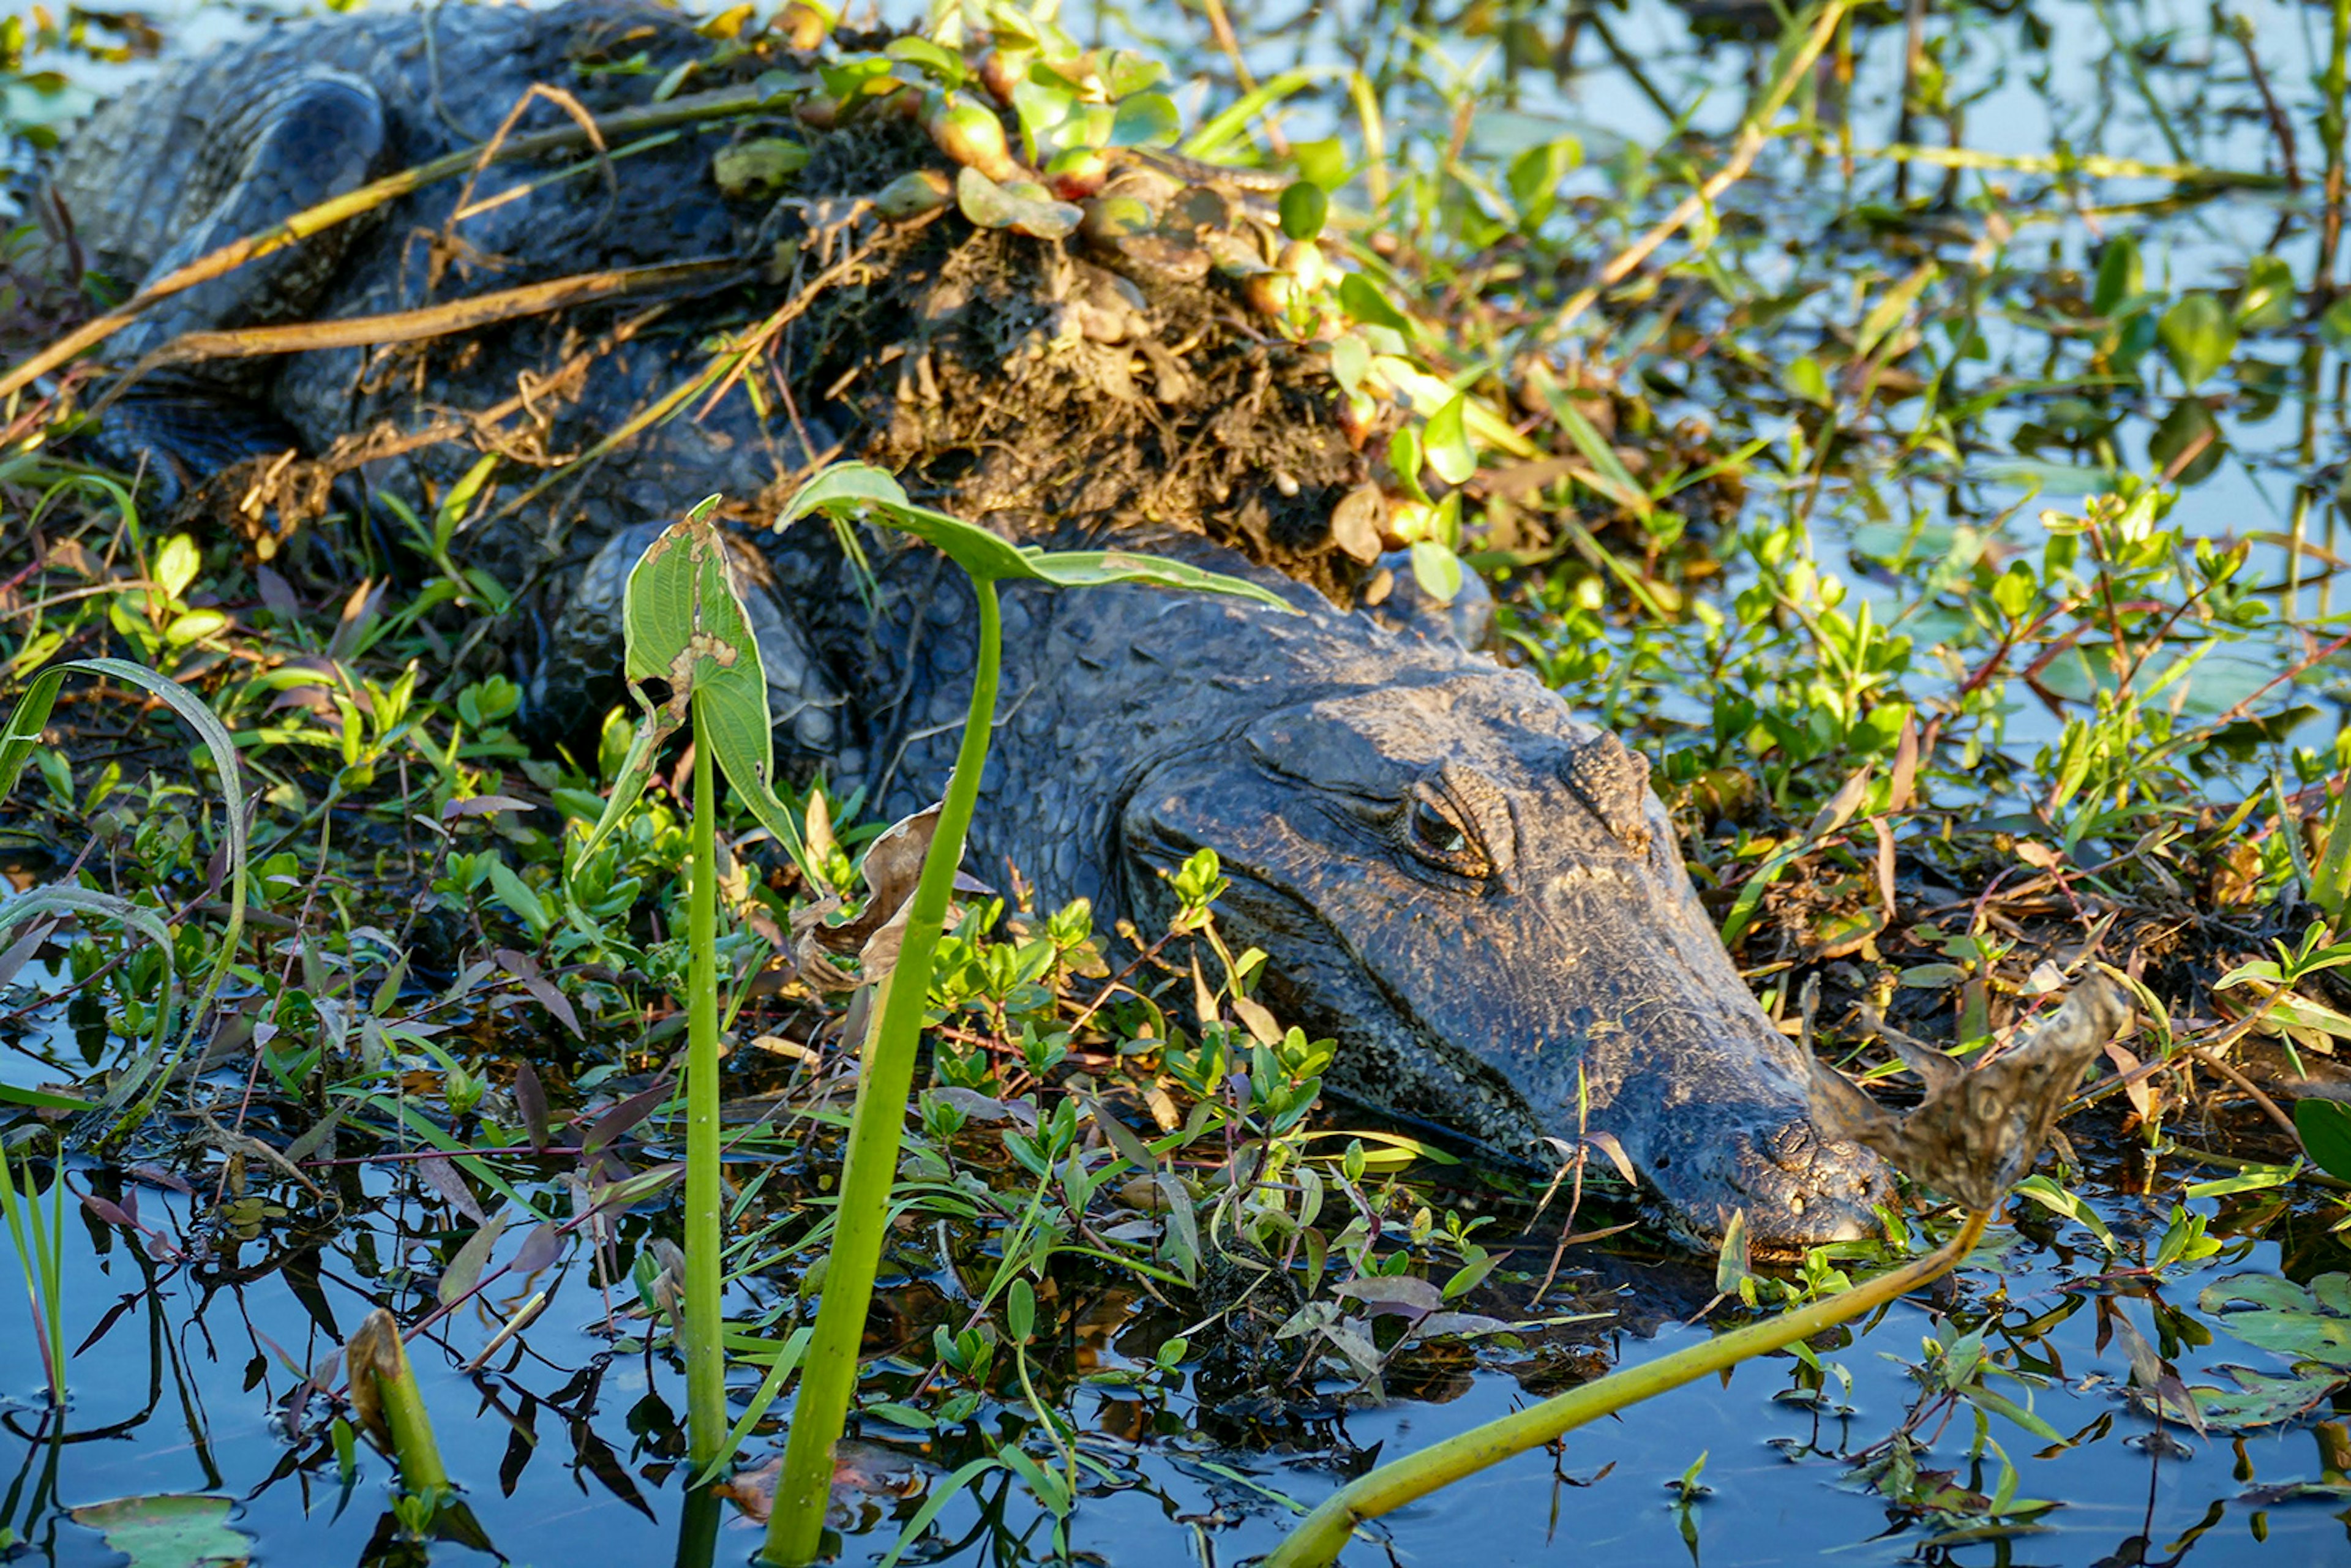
[1265,1207,1993,1568]
[764,579,1003,1566]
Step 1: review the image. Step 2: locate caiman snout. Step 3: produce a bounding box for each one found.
[1635,1108,1893,1253]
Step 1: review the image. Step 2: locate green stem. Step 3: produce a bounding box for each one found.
[1264,1208,1992,1568]
[373,1331,451,1497]
[765,579,1003,1566]
[685,710,726,1467]
[2328,0,2351,288]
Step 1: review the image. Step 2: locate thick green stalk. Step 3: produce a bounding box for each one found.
[685,713,725,1466]
[1265,1209,1992,1568]
[765,580,1003,1566]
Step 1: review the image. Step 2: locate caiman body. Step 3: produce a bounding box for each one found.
[40,0,1894,1247]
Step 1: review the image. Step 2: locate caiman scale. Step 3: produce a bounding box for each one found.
[37,0,1894,1247]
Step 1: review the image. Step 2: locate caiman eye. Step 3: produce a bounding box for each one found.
[1403,789,1491,879]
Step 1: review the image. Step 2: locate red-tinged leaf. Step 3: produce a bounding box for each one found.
[414,1153,487,1224]
[255,564,301,621]
[582,1079,676,1157]
[493,947,542,980]
[444,793,536,821]
[79,1190,138,1230]
[1337,1275,1444,1315]
[1582,1129,1638,1185]
[514,1060,551,1149]
[129,1163,194,1195]
[1888,711,1919,812]
[522,977,582,1039]
[437,1212,509,1308]
[511,1222,565,1275]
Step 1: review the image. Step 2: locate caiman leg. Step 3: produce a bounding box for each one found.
[96,67,389,505]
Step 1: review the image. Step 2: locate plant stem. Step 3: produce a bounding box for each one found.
[765,579,1003,1567]
[685,716,726,1468]
[1264,1208,1992,1568]
[2327,0,2351,288]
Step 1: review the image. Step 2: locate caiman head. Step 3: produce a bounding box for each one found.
[1120,668,1895,1253]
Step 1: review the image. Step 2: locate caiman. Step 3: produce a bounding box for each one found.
[35,0,1894,1248]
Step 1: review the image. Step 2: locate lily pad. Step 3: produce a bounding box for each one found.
[71,1496,250,1568]
[2199,1273,2351,1370]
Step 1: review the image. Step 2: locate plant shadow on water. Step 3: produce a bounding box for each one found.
[4,0,2351,1562]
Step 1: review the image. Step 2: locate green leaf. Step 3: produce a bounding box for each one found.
[778,463,1035,582]
[2158,293,2237,388]
[1025,549,1297,612]
[2147,394,2224,485]
[70,1495,251,1568]
[2297,1099,2351,1184]
[885,36,965,88]
[2321,293,2351,348]
[1291,135,1346,190]
[1784,355,1832,408]
[1329,334,1369,397]
[954,166,1081,238]
[1007,1277,1035,1342]
[1408,541,1462,604]
[1423,393,1475,485]
[1107,91,1180,148]
[2236,254,2296,331]
[604,500,812,877]
[1278,180,1328,241]
[1338,272,1409,332]
[779,464,1299,616]
[152,535,200,601]
[2092,234,2140,317]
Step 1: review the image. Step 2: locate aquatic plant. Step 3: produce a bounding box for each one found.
[751,465,1289,1564]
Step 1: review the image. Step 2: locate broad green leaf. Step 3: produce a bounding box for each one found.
[152,535,200,601]
[2147,394,2224,485]
[1408,540,1462,604]
[2200,1273,2351,1370]
[2158,293,2237,388]
[600,498,811,875]
[954,166,1081,238]
[70,1495,250,1568]
[1423,394,1475,485]
[1107,91,1180,148]
[884,35,965,87]
[2296,1099,2351,1184]
[1329,334,1369,396]
[1026,549,1295,612]
[1278,180,1328,241]
[2236,254,2296,331]
[1289,135,1347,190]
[1338,272,1409,332]
[1784,355,1832,408]
[1098,50,1167,99]
[776,463,1035,582]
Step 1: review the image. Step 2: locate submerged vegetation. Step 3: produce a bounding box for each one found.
[0,0,2349,1562]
